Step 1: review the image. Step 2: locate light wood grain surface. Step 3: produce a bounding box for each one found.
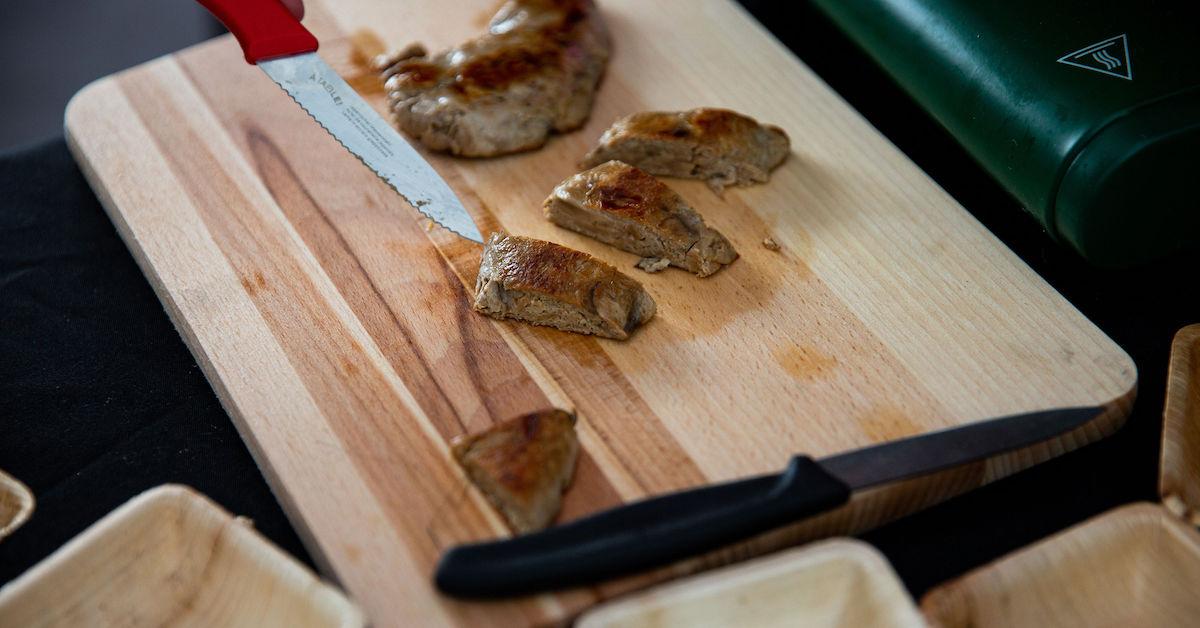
[579,539,925,627]
[63,0,1135,625]
[921,503,1200,627]
[1162,324,1200,522]
[0,485,362,627]
[0,469,33,542]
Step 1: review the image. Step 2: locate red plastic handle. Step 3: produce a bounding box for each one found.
[197,0,318,64]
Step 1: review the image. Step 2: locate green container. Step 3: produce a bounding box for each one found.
[813,0,1200,267]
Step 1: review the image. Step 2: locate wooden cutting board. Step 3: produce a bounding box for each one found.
[63,0,1136,625]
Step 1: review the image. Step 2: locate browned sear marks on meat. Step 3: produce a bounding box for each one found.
[487,235,601,307]
[545,161,738,277]
[457,44,562,93]
[379,0,610,156]
[452,409,580,533]
[583,108,791,194]
[473,232,656,339]
[585,164,662,217]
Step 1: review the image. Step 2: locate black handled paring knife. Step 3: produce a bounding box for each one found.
[435,405,1105,597]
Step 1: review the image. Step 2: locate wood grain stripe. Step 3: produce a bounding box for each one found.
[65,76,463,626]
[116,62,570,626]
[174,42,632,523]
[119,65,480,551]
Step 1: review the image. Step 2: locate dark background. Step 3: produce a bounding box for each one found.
[0,0,1195,606]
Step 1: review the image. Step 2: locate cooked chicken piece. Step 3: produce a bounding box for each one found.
[379,0,610,157]
[582,108,790,193]
[452,409,579,533]
[544,160,738,277]
[474,233,656,339]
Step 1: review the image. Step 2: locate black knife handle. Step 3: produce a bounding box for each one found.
[434,455,851,597]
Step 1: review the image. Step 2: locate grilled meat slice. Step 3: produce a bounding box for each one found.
[545,161,738,277]
[473,233,656,339]
[452,409,579,533]
[379,0,610,157]
[582,108,790,193]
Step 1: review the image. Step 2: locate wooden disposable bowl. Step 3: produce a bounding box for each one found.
[0,484,363,627]
[1161,323,1200,522]
[578,539,925,628]
[921,503,1200,627]
[0,469,33,541]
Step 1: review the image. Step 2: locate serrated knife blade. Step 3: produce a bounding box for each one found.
[259,54,483,243]
[197,0,482,243]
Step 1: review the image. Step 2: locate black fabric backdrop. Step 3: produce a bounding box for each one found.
[1,0,1196,601]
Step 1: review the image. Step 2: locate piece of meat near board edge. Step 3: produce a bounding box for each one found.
[378,0,610,157]
[582,108,791,194]
[452,409,579,534]
[473,233,656,340]
[545,160,738,277]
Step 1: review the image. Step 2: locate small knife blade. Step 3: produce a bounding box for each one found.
[197,0,483,243]
[435,405,1104,597]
